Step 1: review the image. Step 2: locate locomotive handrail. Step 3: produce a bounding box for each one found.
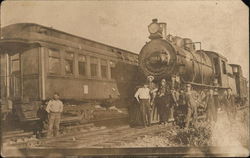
[184,42,203,84]
[182,80,229,89]
[176,52,213,68]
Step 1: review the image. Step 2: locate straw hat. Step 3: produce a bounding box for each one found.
[147,75,154,80]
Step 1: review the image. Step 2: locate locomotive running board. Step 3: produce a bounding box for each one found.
[185,81,229,89]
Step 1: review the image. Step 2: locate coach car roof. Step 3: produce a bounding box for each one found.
[0,23,137,57]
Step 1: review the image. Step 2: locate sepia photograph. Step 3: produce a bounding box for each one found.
[0,0,249,157]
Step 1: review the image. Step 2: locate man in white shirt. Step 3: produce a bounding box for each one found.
[134,84,151,127]
[46,92,64,137]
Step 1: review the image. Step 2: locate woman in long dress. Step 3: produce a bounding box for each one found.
[128,86,143,127]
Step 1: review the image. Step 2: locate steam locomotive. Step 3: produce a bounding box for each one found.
[139,19,248,106]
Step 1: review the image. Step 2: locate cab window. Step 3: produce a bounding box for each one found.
[222,60,227,74]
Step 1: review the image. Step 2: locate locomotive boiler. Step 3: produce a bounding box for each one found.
[139,19,215,86]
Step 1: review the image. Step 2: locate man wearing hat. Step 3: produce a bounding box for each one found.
[184,83,198,128]
[213,88,220,112]
[203,88,217,122]
[222,88,236,122]
[169,75,180,123]
[147,75,158,99]
[155,78,170,124]
[146,75,158,122]
[134,83,152,127]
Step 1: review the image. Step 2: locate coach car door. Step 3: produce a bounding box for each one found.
[10,53,21,100]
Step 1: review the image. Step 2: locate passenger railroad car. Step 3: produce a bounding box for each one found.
[0,23,141,120]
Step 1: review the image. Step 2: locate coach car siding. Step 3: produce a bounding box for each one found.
[0,53,8,99]
[41,45,138,100]
[21,48,40,100]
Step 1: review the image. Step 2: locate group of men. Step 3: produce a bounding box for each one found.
[134,75,237,128]
[4,77,236,138]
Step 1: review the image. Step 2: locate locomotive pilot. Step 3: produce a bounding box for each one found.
[46,92,64,137]
[134,83,152,127]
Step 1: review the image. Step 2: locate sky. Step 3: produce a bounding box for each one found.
[1,0,249,79]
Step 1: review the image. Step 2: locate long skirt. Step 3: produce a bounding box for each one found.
[156,96,169,123]
[128,99,143,127]
[207,104,217,122]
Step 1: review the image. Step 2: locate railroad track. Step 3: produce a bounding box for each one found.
[3,105,248,149]
[2,116,128,147]
[4,122,176,149]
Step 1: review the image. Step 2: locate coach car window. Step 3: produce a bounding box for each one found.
[65,52,74,75]
[90,57,98,77]
[78,55,86,76]
[48,49,60,74]
[110,61,116,79]
[101,60,108,79]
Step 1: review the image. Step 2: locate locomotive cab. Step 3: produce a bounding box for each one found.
[229,64,248,105]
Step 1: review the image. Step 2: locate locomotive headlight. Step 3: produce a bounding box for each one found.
[148,23,160,34]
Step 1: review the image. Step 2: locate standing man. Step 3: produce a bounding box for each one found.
[213,88,220,111]
[174,88,187,128]
[36,101,48,138]
[134,83,151,127]
[169,75,179,123]
[147,75,158,121]
[203,88,217,123]
[46,92,64,137]
[184,84,198,129]
[155,79,171,125]
[2,97,13,121]
[147,76,158,105]
[223,88,236,122]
